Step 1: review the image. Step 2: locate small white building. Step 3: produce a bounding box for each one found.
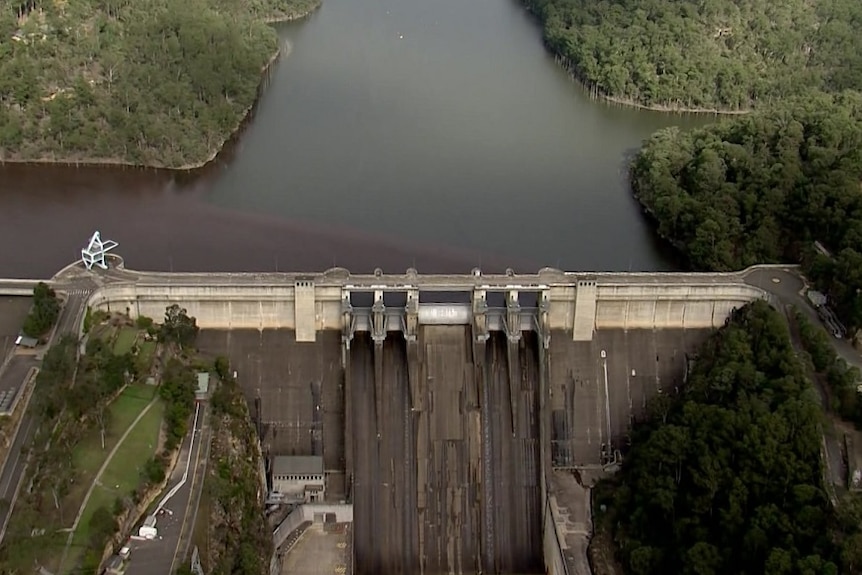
[195,372,210,402]
[807,290,827,308]
[271,456,325,503]
[138,514,157,539]
[15,335,38,348]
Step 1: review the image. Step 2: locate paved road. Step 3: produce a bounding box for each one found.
[742,267,862,369]
[0,280,92,544]
[54,289,92,343]
[125,403,209,575]
[46,259,775,290]
[0,356,36,399]
[0,372,38,540]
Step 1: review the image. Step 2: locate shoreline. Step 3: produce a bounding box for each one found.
[519,2,750,116]
[263,0,322,24]
[0,2,320,173]
[551,53,750,116]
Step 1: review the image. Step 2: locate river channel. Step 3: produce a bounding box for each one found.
[0,0,707,279]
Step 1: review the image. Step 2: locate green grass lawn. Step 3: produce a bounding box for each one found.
[136,340,158,375]
[113,326,139,355]
[89,323,114,343]
[72,384,156,479]
[101,399,163,492]
[69,398,164,566]
[2,530,69,574]
[64,385,163,568]
[139,340,157,362]
[7,384,158,574]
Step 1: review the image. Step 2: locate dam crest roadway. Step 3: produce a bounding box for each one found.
[0,259,800,575]
[17,260,781,339]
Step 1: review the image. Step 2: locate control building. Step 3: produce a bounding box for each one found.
[271,455,325,503]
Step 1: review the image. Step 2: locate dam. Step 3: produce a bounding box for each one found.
[76,264,773,574]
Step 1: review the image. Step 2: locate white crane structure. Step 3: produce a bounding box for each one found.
[81,231,119,270]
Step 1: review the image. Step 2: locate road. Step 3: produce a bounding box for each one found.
[0,277,93,543]
[54,288,92,344]
[124,402,209,575]
[32,259,785,290]
[742,267,862,369]
[0,356,36,402]
[0,376,38,541]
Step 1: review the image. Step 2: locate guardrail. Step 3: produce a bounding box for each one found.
[0,288,36,296]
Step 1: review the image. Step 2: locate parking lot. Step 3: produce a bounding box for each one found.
[0,297,31,359]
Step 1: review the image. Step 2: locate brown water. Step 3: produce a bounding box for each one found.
[0,0,707,279]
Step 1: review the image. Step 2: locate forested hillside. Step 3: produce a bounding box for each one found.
[601,301,862,574]
[0,0,317,168]
[630,91,862,329]
[523,0,862,111]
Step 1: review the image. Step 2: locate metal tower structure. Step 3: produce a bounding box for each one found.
[81,231,118,270]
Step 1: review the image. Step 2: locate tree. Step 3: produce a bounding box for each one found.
[96,404,111,450]
[0,0,318,168]
[214,356,231,381]
[22,282,60,338]
[523,0,862,110]
[630,92,862,330]
[160,304,199,349]
[158,359,196,450]
[608,302,845,574]
[87,506,116,547]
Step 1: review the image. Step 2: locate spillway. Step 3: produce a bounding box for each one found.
[196,323,714,575]
[348,328,544,575]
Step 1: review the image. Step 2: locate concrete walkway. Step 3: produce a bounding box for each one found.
[58,395,159,572]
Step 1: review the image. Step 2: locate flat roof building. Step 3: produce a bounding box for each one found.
[15,335,38,348]
[807,290,827,307]
[196,372,210,401]
[271,456,325,503]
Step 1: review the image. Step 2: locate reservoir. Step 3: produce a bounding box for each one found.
[0,0,705,279]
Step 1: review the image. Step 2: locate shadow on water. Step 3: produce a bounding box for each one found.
[619,147,688,271]
[0,160,537,279]
[0,40,542,278]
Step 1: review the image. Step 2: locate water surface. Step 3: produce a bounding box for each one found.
[0,0,706,278]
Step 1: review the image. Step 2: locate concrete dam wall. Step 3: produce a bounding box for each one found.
[84,268,769,575]
[195,324,711,575]
[84,267,769,339]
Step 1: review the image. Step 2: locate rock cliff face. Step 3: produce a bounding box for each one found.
[200,377,272,575]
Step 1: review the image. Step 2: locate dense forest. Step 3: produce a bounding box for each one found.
[630,91,862,329]
[522,0,862,111]
[601,301,862,574]
[193,358,273,575]
[0,0,318,168]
